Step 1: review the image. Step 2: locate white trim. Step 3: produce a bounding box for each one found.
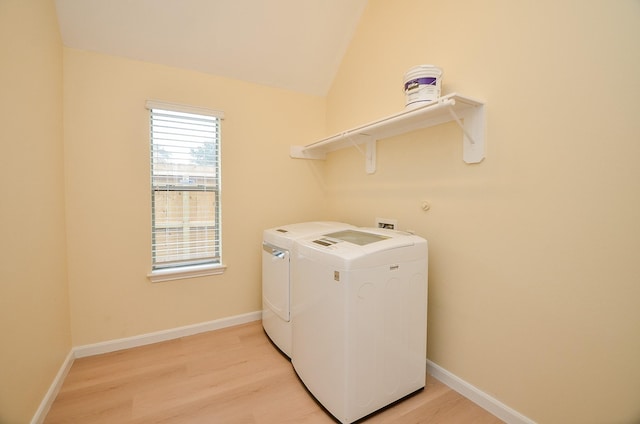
[74,310,261,358]
[30,351,75,424]
[427,360,537,424]
[147,263,227,283]
[145,99,225,119]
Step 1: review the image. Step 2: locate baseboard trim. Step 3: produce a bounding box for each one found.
[32,311,262,423]
[426,360,536,424]
[74,310,262,358]
[30,350,75,424]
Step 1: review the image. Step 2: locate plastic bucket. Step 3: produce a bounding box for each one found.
[403,65,443,109]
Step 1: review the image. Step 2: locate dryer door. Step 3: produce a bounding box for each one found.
[262,242,291,321]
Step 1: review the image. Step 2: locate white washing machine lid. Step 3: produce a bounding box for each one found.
[294,227,427,270]
[263,221,354,249]
[319,229,390,246]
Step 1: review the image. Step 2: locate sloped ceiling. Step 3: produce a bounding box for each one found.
[54,0,367,96]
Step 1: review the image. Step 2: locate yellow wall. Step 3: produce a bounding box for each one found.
[0,0,71,422]
[325,1,640,423]
[63,48,327,345]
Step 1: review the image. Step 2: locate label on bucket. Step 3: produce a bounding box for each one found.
[404,77,437,91]
[405,79,440,105]
[403,64,443,108]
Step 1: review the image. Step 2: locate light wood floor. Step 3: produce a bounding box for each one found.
[45,321,503,423]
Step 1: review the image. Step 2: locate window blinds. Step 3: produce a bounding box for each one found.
[147,101,223,270]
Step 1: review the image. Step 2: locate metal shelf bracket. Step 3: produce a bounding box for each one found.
[447,103,485,164]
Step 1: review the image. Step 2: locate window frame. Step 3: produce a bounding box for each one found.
[145,100,226,282]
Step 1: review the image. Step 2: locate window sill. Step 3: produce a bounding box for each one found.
[147,263,227,283]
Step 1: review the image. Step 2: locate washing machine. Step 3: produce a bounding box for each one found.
[291,228,428,424]
[262,221,354,358]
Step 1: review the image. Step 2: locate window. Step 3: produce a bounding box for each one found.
[146,101,224,282]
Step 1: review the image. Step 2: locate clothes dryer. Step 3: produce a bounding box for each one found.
[291,228,428,424]
[262,221,354,357]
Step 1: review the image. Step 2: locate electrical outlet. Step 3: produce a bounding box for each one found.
[375,217,397,230]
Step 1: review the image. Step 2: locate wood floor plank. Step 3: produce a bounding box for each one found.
[45,321,503,424]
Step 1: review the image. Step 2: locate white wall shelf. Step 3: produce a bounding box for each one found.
[290,93,485,174]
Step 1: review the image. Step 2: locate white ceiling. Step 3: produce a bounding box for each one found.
[54,0,367,96]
